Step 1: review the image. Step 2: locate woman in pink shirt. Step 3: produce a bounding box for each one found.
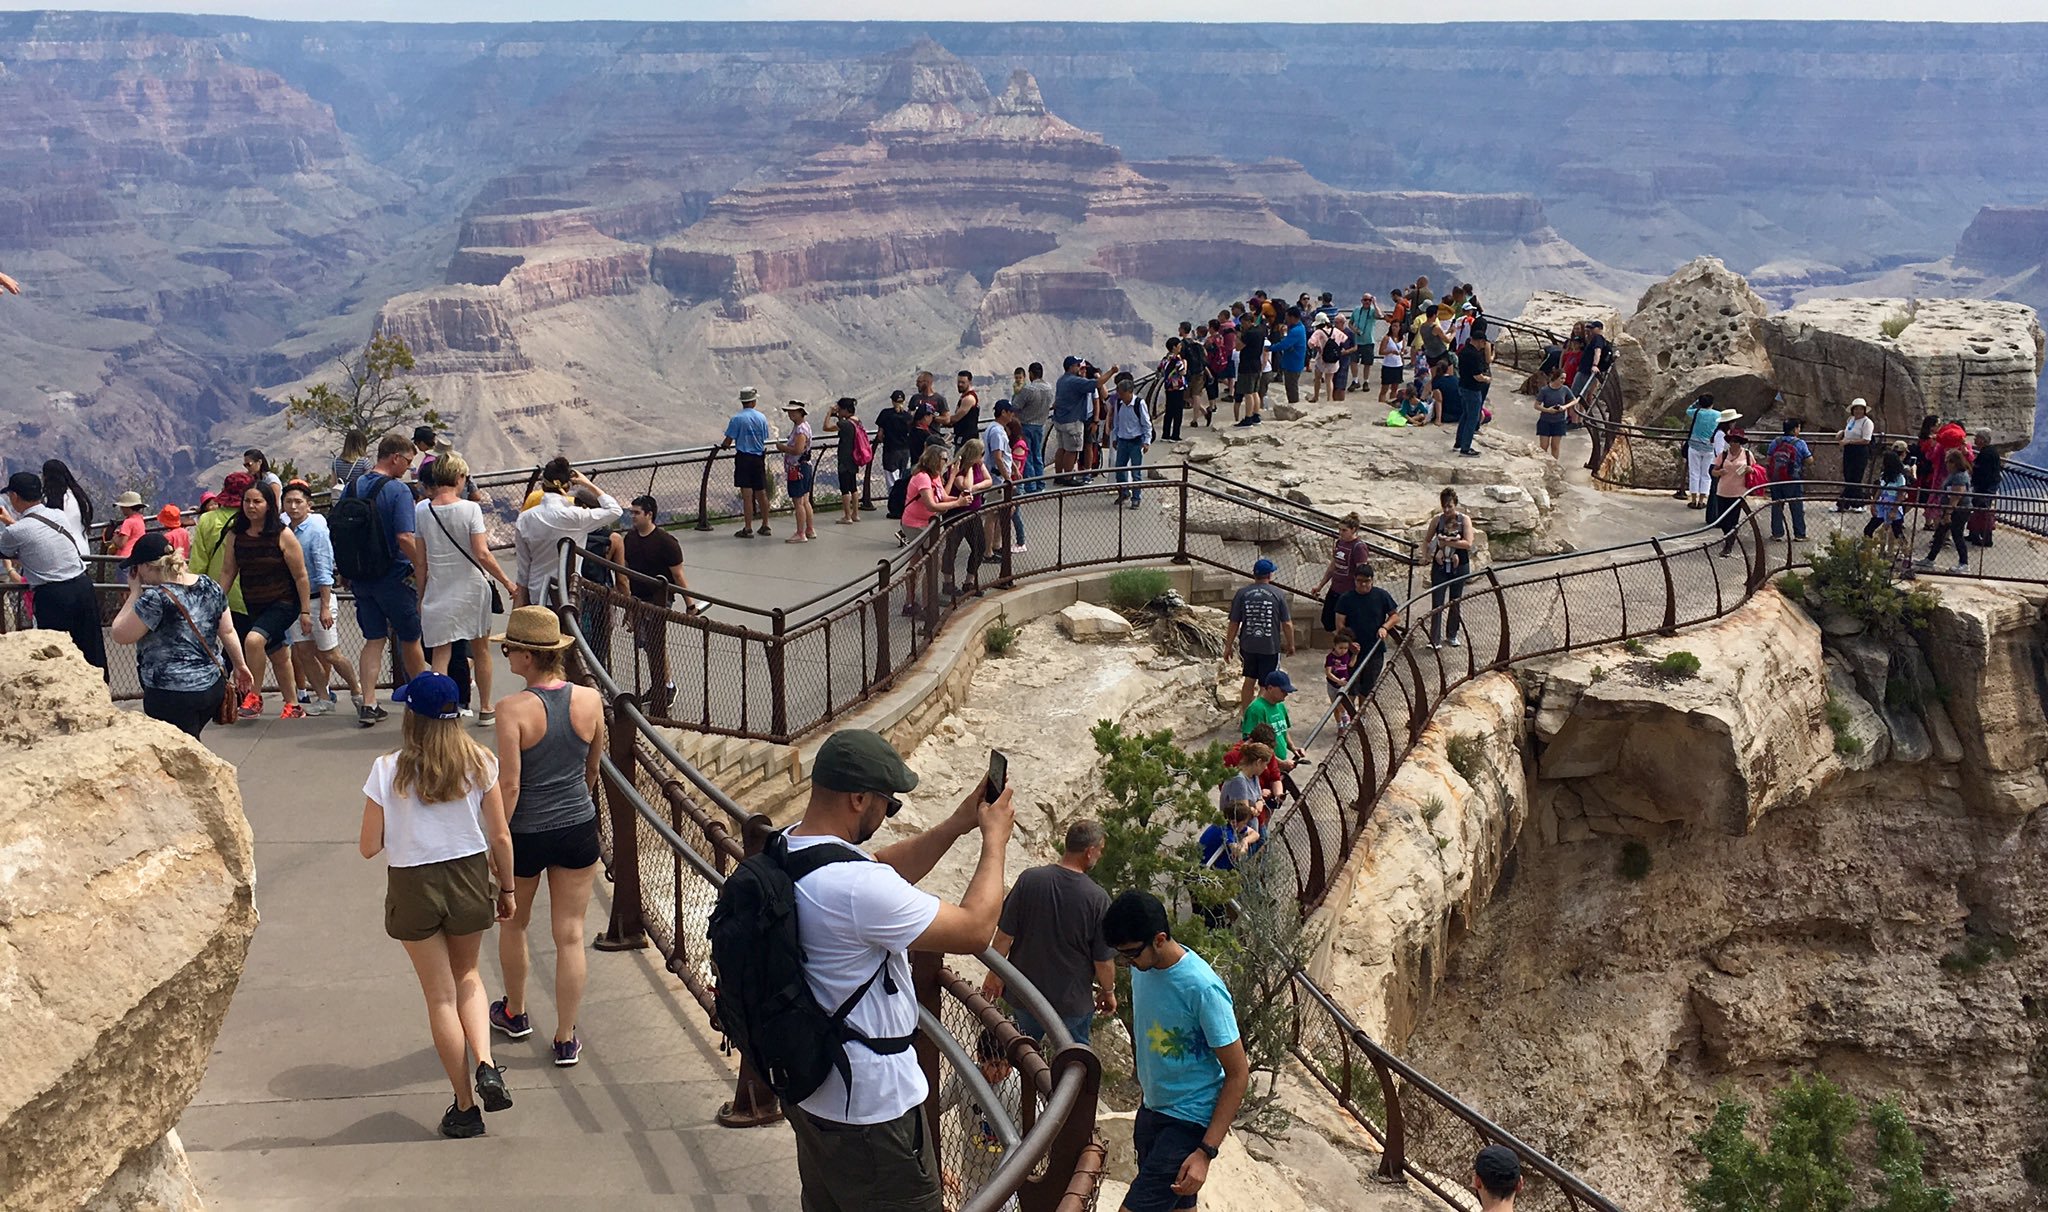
[897,446,960,616]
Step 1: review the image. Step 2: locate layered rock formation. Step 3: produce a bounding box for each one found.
[1764,297,2044,444]
[0,632,256,1209]
[1624,256,1778,425]
[1310,582,2048,1211]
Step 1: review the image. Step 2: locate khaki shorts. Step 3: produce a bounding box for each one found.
[1053,420,1087,453]
[385,851,494,941]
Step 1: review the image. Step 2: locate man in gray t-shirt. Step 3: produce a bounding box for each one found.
[1224,558,1294,708]
[1013,363,1056,491]
[983,820,1115,1045]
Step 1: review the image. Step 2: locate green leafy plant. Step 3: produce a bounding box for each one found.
[1623,637,1649,657]
[1687,1075,1952,1212]
[1619,840,1652,881]
[984,616,1022,657]
[1105,568,1174,611]
[1445,733,1486,782]
[1590,665,1607,683]
[1802,535,1940,636]
[1880,308,1916,340]
[1658,650,1703,679]
[1088,721,1229,902]
[1778,571,1808,600]
[1825,695,1866,756]
[1420,794,1446,825]
[285,331,441,449]
[1435,836,1451,852]
[1939,930,2019,975]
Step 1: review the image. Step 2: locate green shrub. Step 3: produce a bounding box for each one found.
[1623,637,1648,656]
[1778,571,1808,599]
[1619,840,1652,881]
[1804,534,1940,636]
[1940,931,2020,975]
[984,617,1022,657]
[1445,733,1486,782]
[1420,795,1446,825]
[1106,568,1174,611]
[1589,665,1607,683]
[1435,836,1451,852]
[1687,1075,1952,1212]
[1825,695,1865,756]
[1880,308,1915,339]
[1657,651,1702,679]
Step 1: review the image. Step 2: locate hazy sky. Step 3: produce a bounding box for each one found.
[8,0,2045,19]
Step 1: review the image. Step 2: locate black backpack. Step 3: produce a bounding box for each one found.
[330,473,394,583]
[886,473,909,520]
[708,831,919,1108]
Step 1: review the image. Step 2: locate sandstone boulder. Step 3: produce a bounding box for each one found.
[1918,581,2048,816]
[0,634,256,1210]
[1514,289,1652,419]
[1763,297,2045,446]
[1056,601,1134,642]
[1623,256,1777,425]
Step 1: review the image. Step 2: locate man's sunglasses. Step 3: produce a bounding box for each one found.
[871,792,902,819]
[1112,942,1148,963]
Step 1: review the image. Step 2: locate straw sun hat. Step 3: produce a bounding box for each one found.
[493,605,575,651]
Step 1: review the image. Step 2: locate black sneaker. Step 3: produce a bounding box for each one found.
[439,1102,485,1139]
[475,1062,513,1112]
[357,704,379,728]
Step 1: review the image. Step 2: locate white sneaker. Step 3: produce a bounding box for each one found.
[1448,636,1463,648]
[304,697,334,716]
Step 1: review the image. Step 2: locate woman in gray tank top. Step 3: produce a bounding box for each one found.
[488,607,605,1068]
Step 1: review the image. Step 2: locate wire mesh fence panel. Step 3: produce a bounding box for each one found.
[933,990,1026,1212]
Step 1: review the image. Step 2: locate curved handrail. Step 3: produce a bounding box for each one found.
[549,538,1104,1212]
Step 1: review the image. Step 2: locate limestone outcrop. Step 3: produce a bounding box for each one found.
[1623,256,1778,425]
[0,634,257,1210]
[1763,297,2045,446]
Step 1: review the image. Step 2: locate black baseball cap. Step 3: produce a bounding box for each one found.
[1063,355,1081,369]
[812,729,920,795]
[412,424,436,445]
[121,531,171,569]
[994,398,1016,415]
[1474,1145,1522,1195]
[6,471,40,500]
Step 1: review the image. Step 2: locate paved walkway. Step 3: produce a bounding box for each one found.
[172,408,1693,1208]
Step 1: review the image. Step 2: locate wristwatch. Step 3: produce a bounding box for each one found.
[1197,1141,1220,1161]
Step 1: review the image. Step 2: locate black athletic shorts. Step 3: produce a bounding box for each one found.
[734,452,767,491]
[1239,650,1280,680]
[512,816,601,878]
[243,598,299,653]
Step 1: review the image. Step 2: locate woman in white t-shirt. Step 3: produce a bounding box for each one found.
[359,670,518,1140]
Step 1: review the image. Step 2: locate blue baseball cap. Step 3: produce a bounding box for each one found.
[1261,670,1295,693]
[1252,558,1278,577]
[391,671,462,720]
[1063,355,1081,369]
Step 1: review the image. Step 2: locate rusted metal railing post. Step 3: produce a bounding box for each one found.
[872,559,893,686]
[1650,536,1678,634]
[912,951,943,1154]
[594,692,648,952]
[694,449,716,532]
[1370,1049,1408,1181]
[1173,463,1191,565]
[767,607,788,743]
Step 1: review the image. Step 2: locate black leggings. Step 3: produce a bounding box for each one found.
[1927,512,1969,563]
[1863,514,1904,541]
[1430,566,1469,645]
[143,679,226,739]
[942,512,986,587]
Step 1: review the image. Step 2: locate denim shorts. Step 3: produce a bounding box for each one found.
[352,573,422,644]
[1128,1107,1206,1212]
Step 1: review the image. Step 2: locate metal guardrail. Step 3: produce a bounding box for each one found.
[553,540,1106,1212]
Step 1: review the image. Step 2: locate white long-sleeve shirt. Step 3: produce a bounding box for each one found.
[514,490,622,604]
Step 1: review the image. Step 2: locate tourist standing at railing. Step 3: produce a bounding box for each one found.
[283,480,364,718]
[1473,1144,1524,1210]
[942,439,993,600]
[1225,558,1294,710]
[1241,670,1296,765]
[1351,292,1380,356]
[1712,429,1758,559]
[191,472,251,632]
[1328,312,1357,403]
[1014,363,1054,490]
[898,446,962,616]
[983,401,1020,556]
[779,401,819,544]
[40,459,93,558]
[1683,394,1723,509]
[1232,313,1267,426]
[1920,448,1976,574]
[111,532,252,737]
[1864,448,1910,552]
[981,819,1115,1045]
[1426,489,1475,650]
[1325,630,1360,730]
[1312,512,1373,639]
[1453,336,1491,458]
[108,491,148,572]
[731,728,1014,1212]
[877,389,915,498]
[242,449,283,497]
[1158,337,1189,440]
[1837,399,1875,511]
[1968,432,2002,549]
[1269,306,1308,406]
[1764,418,1813,542]
[0,471,108,675]
[824,397,868,526]
[339,435,430,726]
[1572,320,1610,403]
[158,504,191,559]
[512,458,620,608]
[951,371,982,452]
[218,480,315,720]
[1102,888,1249,1212]
[330,429,375,491]
[357,669,517,1140]
[1306,314,1335,404]
[489,607,604,1068]
[719,387,775,538]
[1052,357,1106,480]
[1333,565,1400,698]
[621,494,691,714]
[1109,372,1153,510]
[418,454,515,726]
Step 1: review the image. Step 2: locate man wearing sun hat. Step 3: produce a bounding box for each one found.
[736,726,1014,1211]
[719,387,773,538]
[109,490,149,564]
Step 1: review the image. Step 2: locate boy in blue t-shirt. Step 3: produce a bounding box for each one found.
[1102,889,1249,1212]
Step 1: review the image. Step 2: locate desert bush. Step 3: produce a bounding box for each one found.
[1778,571,1808,599]
[1623,637,1649,656]
[1658,650,1702,678]
[1445,732,1486,782]
[1940,930,2019,975]
[1804,534,1940,636]
[1106,568,1174,611]
[1825,695,1866,756]
[1687,1075,1951,1212]
[984,616,1022,657]
[1880,308,1915,339]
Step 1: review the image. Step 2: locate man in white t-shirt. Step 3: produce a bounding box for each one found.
[784,728,1015,1211]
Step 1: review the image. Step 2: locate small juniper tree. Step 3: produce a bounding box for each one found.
[285,332,441,452]
[1686,1074,1952,1212]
